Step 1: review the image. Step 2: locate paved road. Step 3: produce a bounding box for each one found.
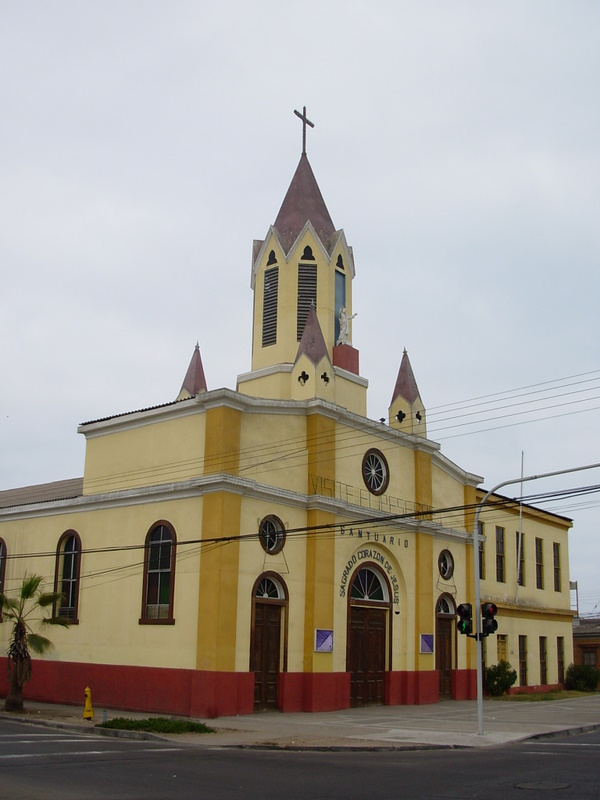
[1,719,599,799]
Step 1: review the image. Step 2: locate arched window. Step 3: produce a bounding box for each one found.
[350,567,389,603]
[436,594,456,615]
[141,522,176,624]
[255,575,286,600]
[0,538,6,621]
[55,531,81,621]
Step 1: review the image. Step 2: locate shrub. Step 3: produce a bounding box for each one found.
[98,717,214,734]
[564,663,600,692]
[485,660,518,696]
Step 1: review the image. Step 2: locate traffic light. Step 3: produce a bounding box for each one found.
[456,603,472,635]
[481,602,498,636]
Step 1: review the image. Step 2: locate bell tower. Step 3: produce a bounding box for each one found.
[237,109,367,415]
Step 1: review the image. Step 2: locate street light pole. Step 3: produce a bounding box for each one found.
[472,461,600,736]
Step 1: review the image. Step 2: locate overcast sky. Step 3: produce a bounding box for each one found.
[1,2,599,614]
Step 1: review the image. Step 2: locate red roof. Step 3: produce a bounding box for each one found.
[391,349,421,405]
[180,343,207,397]
[274,154,336,253]
[295,306,329,366]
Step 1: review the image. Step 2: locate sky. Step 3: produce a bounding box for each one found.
[1,2,599,614]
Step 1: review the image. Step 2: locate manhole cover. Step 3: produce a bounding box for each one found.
[515,781,571,790]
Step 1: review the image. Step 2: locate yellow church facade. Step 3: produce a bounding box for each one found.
[0,138,573,717]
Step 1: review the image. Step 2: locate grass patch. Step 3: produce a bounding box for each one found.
[494,690,593,702]
[98,717,215,734]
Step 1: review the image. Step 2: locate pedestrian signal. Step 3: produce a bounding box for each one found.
[481,602,498,636]
[456,603,472,635]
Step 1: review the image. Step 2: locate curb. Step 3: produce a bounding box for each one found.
[526,722,600,742]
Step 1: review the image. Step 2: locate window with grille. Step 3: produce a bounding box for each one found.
[141,523,176,623]
[297,263,317,340]
[539,636,547,684]
[54,531,81,621]
[553,542,561,592]
[262,266,279,347]
[478,522,485,580]
[515,531,525,586]
[497,634,508,663]
[557,636,565,683]
[496,527,505,583]
[519,635,528,686]
[535,537,544,589]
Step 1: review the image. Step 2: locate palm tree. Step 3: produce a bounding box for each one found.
[1,574,70,712]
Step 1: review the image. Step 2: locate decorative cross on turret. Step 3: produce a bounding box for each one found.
[294,106,314,156]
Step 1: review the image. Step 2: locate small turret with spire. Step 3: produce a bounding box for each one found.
[177,343,207,400]
[389,349,426,436]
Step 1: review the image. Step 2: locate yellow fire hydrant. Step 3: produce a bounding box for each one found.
[83,686,94,721]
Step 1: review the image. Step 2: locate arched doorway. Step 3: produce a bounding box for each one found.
[436,594,456,699]
[346,564,391,707]
[250,573,288,711]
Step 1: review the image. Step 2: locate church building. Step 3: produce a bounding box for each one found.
[0,113,574,717]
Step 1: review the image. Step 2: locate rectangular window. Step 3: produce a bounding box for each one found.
[557,636,565,684]
[515,531,525,586]
[497,634,508,663]
[496,527,505,583]
[535,537,544,589]
[519,635,528,686]
[553,542,561,592]
[297,263,317,340]
[478,522,485,580]
[582,649,597,668]
[262,267,279,347]
[539,636,547,685]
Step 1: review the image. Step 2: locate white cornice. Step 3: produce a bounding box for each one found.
[237,363,293,386]
[0,472,470,541]
[432,451,483,487]
[77,387,441,461]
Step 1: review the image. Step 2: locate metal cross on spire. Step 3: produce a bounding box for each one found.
[294,106,314,156]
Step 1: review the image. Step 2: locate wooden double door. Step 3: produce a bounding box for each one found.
[252,602,282,711]
[347,604,387,707]
[436,615,454,699]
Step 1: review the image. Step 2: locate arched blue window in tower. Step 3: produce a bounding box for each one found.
[335,268,346,345]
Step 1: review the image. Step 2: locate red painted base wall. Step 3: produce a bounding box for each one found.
[452,669,477,700]
[0,657,254,719]
[279,672,351,712]
[0,659,459,717]
[386,670,440,704]
[508,683,560,695]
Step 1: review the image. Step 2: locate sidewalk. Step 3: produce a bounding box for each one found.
[3,695,600,750]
